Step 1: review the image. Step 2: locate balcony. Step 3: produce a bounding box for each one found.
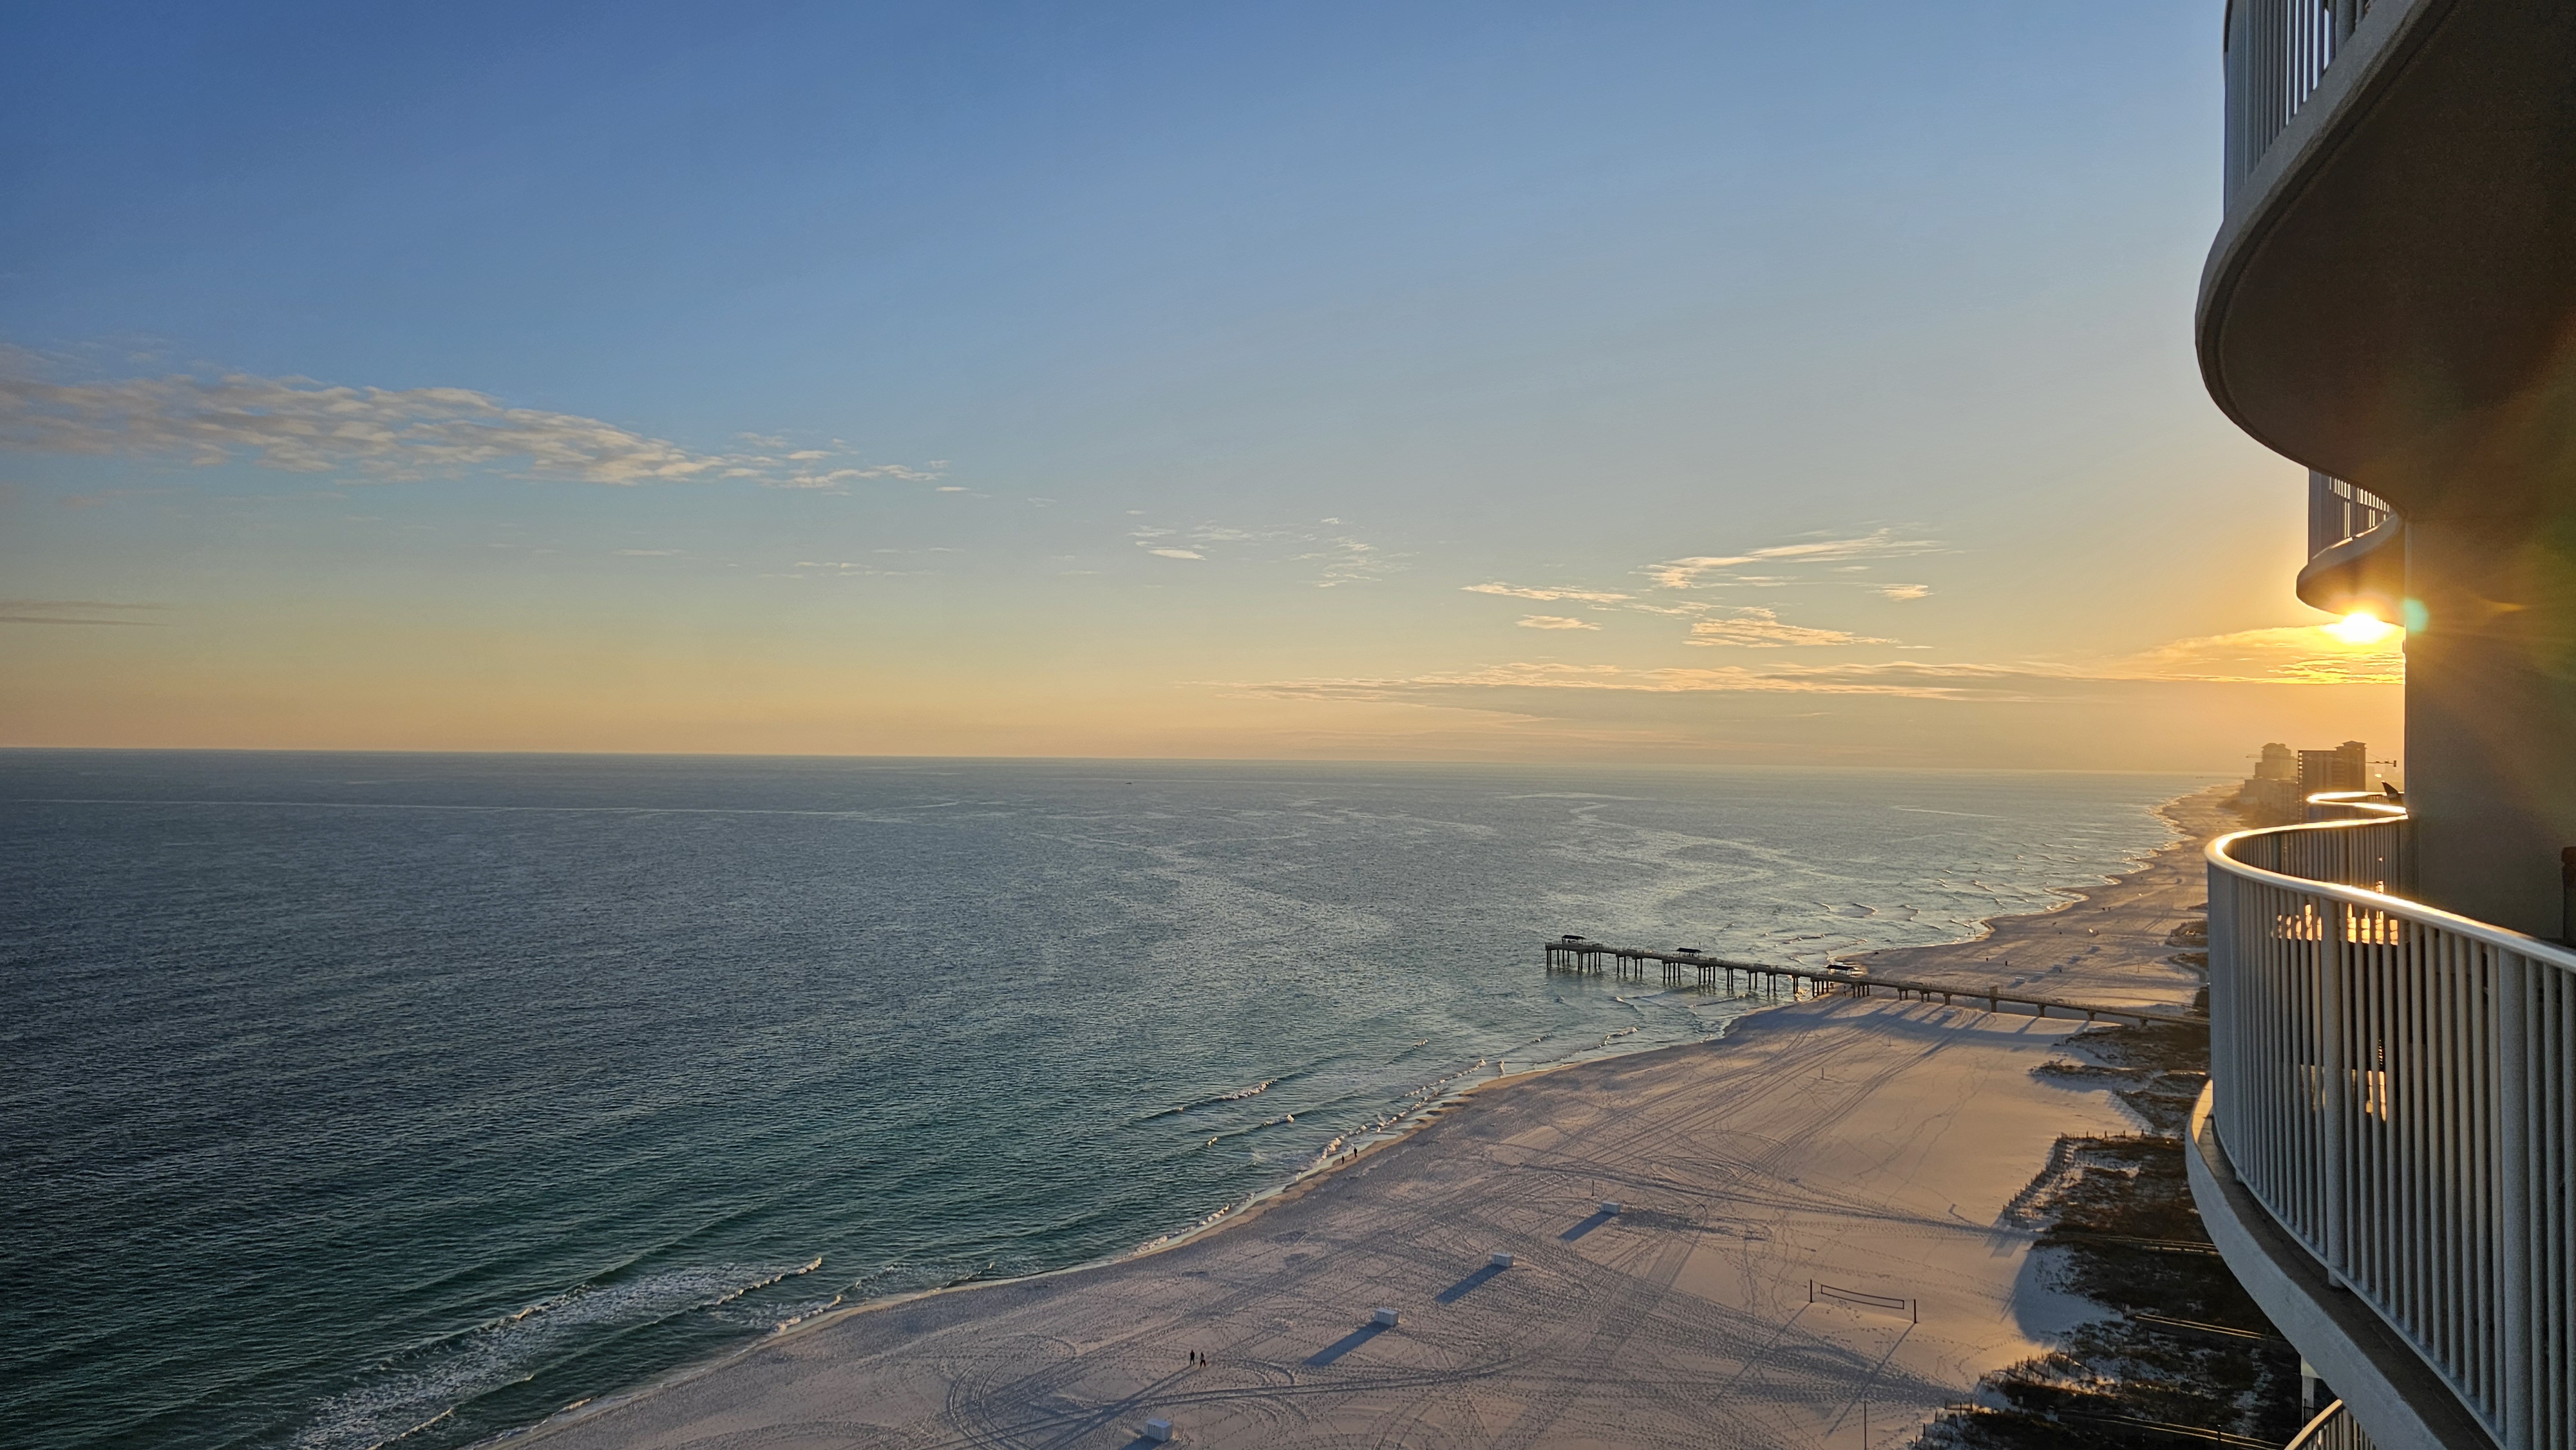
[2297,472,2403,621]
[2196,812,2576,1449]
[2295,1401,2383,1450]
[2307,790,2409,828]
[2202,0,2576,515]
[2221,0,2374,209]
[2211,0,2576,937]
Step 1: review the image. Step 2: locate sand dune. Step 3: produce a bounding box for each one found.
[526,786,2227,1449]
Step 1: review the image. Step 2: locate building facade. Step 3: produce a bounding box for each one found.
[2260,743,2301,784]
[2298,742,2371,800]
[2192,3,2576,1448]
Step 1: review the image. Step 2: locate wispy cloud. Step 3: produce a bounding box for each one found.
[1517,615,1599,630]
[1687,607,1892,648]
[1464,581,1633,604]
[1300,536,1395,587]
[1457,532,1939,645]
[1235,621,2400,712]
[784,559,932,577]
[1238,658,2023,704]
[2110,625,2404,685]
[765,462,945,489]
[0,358,937,489]
[1131,519,1405,587]
[0,598,167,626]
[1648,529,1940,590]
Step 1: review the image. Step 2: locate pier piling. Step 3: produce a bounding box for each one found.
[1542,936,2198,1029]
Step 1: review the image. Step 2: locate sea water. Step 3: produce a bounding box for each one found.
[0,753,2204,1449]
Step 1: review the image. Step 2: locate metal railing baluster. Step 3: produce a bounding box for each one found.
[2210,813,2575,1447]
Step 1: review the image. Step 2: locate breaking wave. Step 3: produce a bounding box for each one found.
[288,1259,824,1450]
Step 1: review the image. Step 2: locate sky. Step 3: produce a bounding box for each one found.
[0,1,2403,767]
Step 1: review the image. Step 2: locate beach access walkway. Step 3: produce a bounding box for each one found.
[524,786,2230,1450]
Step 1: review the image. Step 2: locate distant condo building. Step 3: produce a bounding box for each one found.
[2193,5,2576,1449]
[2298,740,2370,799]
[2258,742,2299,784]
[2237,739,2372,826]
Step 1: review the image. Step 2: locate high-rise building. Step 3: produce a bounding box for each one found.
[2255,742,2298,782]
[2296,740,2369,798]
[2194,5,2576,1448]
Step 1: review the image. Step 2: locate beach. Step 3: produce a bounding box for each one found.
[516,784,2231,1450]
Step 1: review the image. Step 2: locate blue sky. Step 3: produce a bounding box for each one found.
[0,3,2401,763]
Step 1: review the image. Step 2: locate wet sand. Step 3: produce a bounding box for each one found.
[523,784,2232,1450]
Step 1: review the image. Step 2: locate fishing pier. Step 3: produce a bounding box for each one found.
[1543,936,2200,1029]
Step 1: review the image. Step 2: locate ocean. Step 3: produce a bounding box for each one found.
[0,752,2204,1450]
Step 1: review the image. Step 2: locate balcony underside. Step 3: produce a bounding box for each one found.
[2296,518,2407,618]
[2199,0,2576,520]
[2187,1087,2499,1450]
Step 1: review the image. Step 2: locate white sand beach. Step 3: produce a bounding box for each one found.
[524,786,2230,1450]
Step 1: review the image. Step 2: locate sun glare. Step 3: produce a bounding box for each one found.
[2323,610,2401,646]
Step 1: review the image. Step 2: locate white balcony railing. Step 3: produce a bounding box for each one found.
[2306,791,2406,818]
[2309,472,2396,562]
[2232,811,2407,885]
[2290,1400,2380,1449]
[2211,815,2576,1449]
[2224,0,2372,200]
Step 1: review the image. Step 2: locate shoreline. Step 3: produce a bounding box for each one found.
[1095,777,2224,1265]
[507,782,2231,1449]
[504,1039,1694,1444]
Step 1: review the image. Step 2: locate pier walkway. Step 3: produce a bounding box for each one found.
[1543,936,2202,1029]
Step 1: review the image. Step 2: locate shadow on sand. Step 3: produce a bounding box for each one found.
[1434,1263,1506,1304]
[1560,1209,1614,1241]
[1304,1321,1390,1367]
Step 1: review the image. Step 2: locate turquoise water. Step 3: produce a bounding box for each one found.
[0,753,2203,1449]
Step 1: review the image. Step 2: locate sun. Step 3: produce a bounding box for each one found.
[2322,610,2400,646]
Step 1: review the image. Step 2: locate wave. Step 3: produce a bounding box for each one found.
[1134,1077,1283,1122]
[768,1289,845,1334]
[1195,1108,1310,1147]
[288,1258,826,1450]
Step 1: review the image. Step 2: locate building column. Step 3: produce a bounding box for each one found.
[2403,509,2576,939]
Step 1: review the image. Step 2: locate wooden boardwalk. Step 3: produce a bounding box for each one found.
[1543,936,2202,1029]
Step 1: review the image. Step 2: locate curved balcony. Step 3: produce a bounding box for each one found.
[2202,0,2576,514]
[2197,813,2576,1449]
[2308,791,2409,827]
[2293,1401,2382,1450]
[2298,472,2405,621]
